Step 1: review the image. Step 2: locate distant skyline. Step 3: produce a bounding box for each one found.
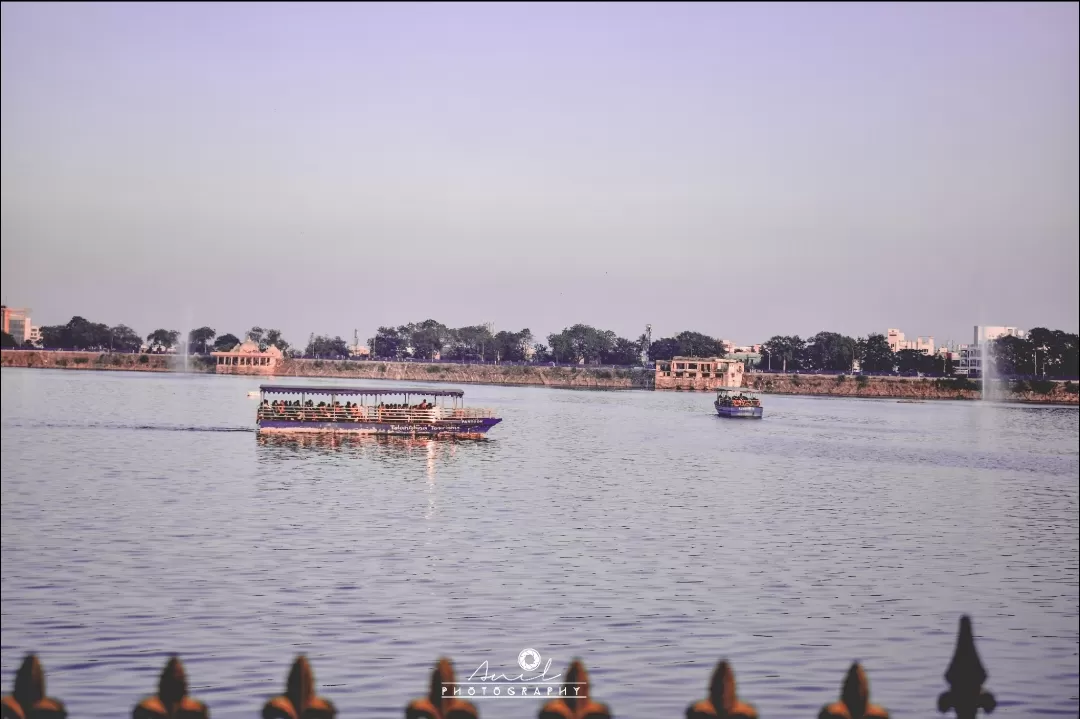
[2,2,1077,347]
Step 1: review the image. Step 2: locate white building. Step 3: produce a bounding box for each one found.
[886,328,935,355]
[974,326,1025,344]
[956,326,1027,376]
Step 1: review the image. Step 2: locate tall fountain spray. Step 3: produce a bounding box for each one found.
[180,329,190,373]
[980,331,996,401]
[981,335,988,400]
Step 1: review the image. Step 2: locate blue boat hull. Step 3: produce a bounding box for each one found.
[714,402,763,419]
[257,417,502,437]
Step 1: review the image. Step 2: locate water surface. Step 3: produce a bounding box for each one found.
[2,370,1077,716]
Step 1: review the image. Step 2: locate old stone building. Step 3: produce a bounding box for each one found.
[654,356,744,390]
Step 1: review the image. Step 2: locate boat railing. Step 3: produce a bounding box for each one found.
[257,406,497,422]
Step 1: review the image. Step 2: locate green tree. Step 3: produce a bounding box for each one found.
[760,335,806,371]
[146,329,180,353]
[648,337,681,361]
[647,331,724,361]
[188,326,216,354]
[896,349,926,374]
[264,328,289,353]
[602,337,643,365]
[213,333,241,351]
[990,334,1033,376]
[369,326,407,359]
[805,331,857,372]
[546,324,617,364]
[39,317,113,350]
[306,335,350,358]
[1,331,16,348]
[109,325,143,353]
[405,319,452,360]
[491,328,533,362]
[857,334,895,373]
[1026,327,1079,377]
[442,325,495,361]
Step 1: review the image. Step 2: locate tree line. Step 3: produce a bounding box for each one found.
[759,332,896,373]
[988,328,1079,378]
[759,329,1079,377]
[6,316,1077,377]
[367,321,728,364]
[1,317,291,356]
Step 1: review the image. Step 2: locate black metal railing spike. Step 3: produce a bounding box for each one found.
[133,656,208,719]
[1,654,67,719]
[0,615,1015,718]
[686,660,757,719]
[938,615,996,718]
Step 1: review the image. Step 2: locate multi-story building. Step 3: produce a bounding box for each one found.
[956,327,1026,376]
[28,326,42,346]
[974,326,1025,344]
[654,356,744,390]
[1,306,32,344]
[886,328,935,355]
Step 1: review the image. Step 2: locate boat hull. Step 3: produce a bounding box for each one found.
[257,417,502,438]
[714,402,763,419]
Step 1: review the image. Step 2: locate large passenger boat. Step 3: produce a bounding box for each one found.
[256,385,502,438]
[714,388,764,419]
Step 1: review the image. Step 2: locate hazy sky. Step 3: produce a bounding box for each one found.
[2,2,1077,347]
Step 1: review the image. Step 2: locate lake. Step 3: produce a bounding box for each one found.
[1,369,1077,717]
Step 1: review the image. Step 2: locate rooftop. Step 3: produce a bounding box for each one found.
[259,385,465,397]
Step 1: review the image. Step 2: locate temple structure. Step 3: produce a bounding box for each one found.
[211,341,282,375]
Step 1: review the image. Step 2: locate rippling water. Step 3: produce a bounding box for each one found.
[2,369,1077,717]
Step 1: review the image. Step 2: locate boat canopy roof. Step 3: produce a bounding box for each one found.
[717,387,757,395]
[259,385,465,397]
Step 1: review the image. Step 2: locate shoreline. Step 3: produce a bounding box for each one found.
[3,350,1077,405]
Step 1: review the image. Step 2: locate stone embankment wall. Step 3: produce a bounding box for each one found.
[0,350,213,373]
[0,351,651,389]
[274,358,652,389]
[743,372,1079,405]
[4,351,1077,403]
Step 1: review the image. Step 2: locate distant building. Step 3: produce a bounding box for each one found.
[1,306,31,344]
[886,328,935,355]
[974,326,1025,344]
[726,350,762,369]
[654,356,744,391]
[349,344,371,358]
[27,326,42,346]
[211,340,283,375]
[957,326,1026,376]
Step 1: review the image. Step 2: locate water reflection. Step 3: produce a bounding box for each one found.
[255,432,472,467]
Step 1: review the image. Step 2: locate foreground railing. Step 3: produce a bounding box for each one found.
[1,616,998,718]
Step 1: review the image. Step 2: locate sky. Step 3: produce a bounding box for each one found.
[2,2,1077,349]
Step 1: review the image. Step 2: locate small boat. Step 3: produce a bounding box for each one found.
[247,391,260,398]
[714,388,764,419]
[255,385,502,438]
